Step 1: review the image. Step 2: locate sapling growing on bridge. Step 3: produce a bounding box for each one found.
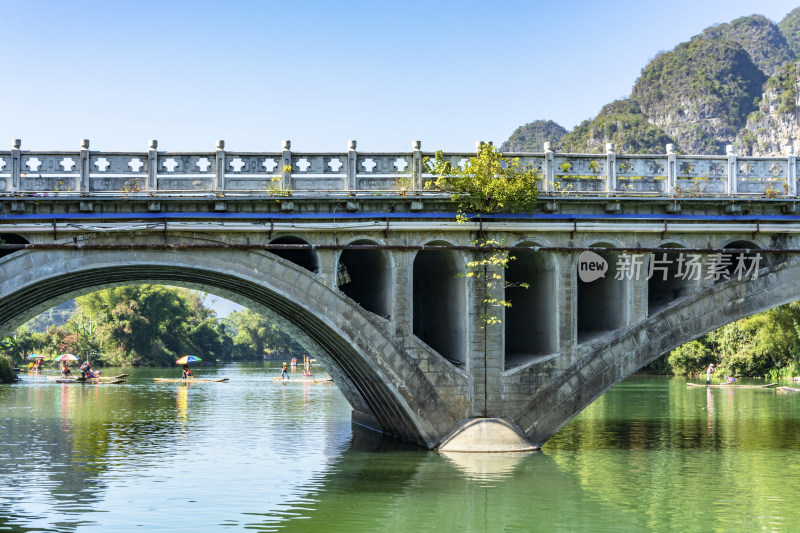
[425,144,541,326]
[425,143,541,220]
[461,239,529,326]
[425,144,541,415]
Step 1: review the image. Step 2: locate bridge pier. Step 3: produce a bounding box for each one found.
[391,250,413,338]
[314,248,339,288]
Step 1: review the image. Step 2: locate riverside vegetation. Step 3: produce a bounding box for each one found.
[0,285,302,373]
[647,301,800,379]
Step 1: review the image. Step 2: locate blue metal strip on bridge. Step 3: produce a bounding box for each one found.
[3,212,800,221]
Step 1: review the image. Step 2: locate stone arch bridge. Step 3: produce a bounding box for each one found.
[3,141,800,449]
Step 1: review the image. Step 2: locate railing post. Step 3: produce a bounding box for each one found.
[412,140,422,192]
[605,143,616,193]
[347,140,357,192]
[543,142,553,193]
[726,144,737,195]
[79,139,90,193]
[666,143,676,195]
[787,145,796,197]
[215,139,225,191]
[147,140,158,191]
[10,139,21,193]
[281,140,292,191]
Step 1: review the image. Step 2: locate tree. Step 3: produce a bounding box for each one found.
[76,285,221,366]
[425,143,541,326]
[59,314,102,361]
[425,143,541,219]
[224,309,304,360]
[425,144,543,415]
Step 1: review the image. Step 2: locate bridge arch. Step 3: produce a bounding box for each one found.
[716,239,764,281]
[576,241,630,340]
[412,239,467,365]
[268,235,318,273]
[337,238,393,319]
[514,256,799,447]
[647,242,695,315]
[0,233,29,259]
[0,236,463,448]
[504,241,558,369]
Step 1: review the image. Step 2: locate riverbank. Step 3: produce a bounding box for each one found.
[0,355,15,383]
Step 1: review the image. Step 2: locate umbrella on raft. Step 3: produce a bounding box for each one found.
[56,354,81,362]
[175,355,202,365]
[26,354,44,359]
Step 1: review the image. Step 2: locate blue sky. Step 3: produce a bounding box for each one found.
[3,0,799,155]
[5,0,799,317]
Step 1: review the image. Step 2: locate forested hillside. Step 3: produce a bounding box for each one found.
[505,7,800,156]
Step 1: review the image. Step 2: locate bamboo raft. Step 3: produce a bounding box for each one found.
[48,373,130,381]
[56,378,126,384]
[272,376,333,383]
[687,382,777,388]
[153,377,229,383]
[778,386,800,392]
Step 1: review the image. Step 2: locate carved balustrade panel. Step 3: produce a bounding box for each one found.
[290,154,342,174]
[675,156,727,183]
[89,153,148,175]
[155,153,215,175]
[735,157,788,195]
[225,153,281,175]
[512,155,544,174]
[22,153,80,174]
[226,178,278,191]
[615,155,667,193]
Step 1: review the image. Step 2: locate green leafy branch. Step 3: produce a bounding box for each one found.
[424,144,541,218]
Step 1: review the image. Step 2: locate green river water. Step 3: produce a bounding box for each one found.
[2,364,800,532]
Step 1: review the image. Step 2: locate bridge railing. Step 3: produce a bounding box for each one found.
[0,139,797,198]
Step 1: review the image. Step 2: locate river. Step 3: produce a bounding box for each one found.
[2,364,800,532]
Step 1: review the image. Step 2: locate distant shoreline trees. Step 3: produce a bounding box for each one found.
[0,285,303,367]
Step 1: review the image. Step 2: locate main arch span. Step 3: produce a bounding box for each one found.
[0,234,471,449]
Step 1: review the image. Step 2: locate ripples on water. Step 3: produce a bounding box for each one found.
[2,369,800,532]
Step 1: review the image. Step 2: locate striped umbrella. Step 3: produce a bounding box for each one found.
[176,355,202,365]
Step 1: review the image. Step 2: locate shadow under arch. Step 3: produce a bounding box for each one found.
[647,243,696,315]
[269,235,318,273]
[0,233,29,259]
[412,240,466,365]
[514,255,797,447]
[716,239,763,283]
[576,241,629,341]
[337,239,392,318]
[0,243,459,449]
[505,242,558,369]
